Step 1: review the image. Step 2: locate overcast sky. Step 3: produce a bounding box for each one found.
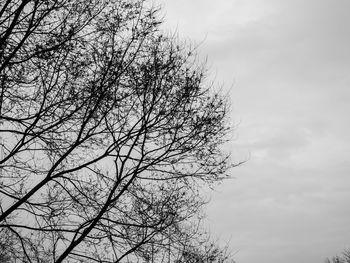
[161,1,350,262]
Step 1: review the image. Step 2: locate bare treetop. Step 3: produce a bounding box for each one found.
[0,1,235,262]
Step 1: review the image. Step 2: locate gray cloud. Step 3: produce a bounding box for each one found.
[162,0,350,262]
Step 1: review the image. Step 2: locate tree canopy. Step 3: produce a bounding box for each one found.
[0,0,235,262]
[325,249,350,263]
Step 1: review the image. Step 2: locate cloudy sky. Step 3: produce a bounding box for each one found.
[161,1,350,262]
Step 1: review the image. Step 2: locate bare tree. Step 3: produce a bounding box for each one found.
[0,0,235,262]
[173,232,236,263]
[325,249,350,263]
